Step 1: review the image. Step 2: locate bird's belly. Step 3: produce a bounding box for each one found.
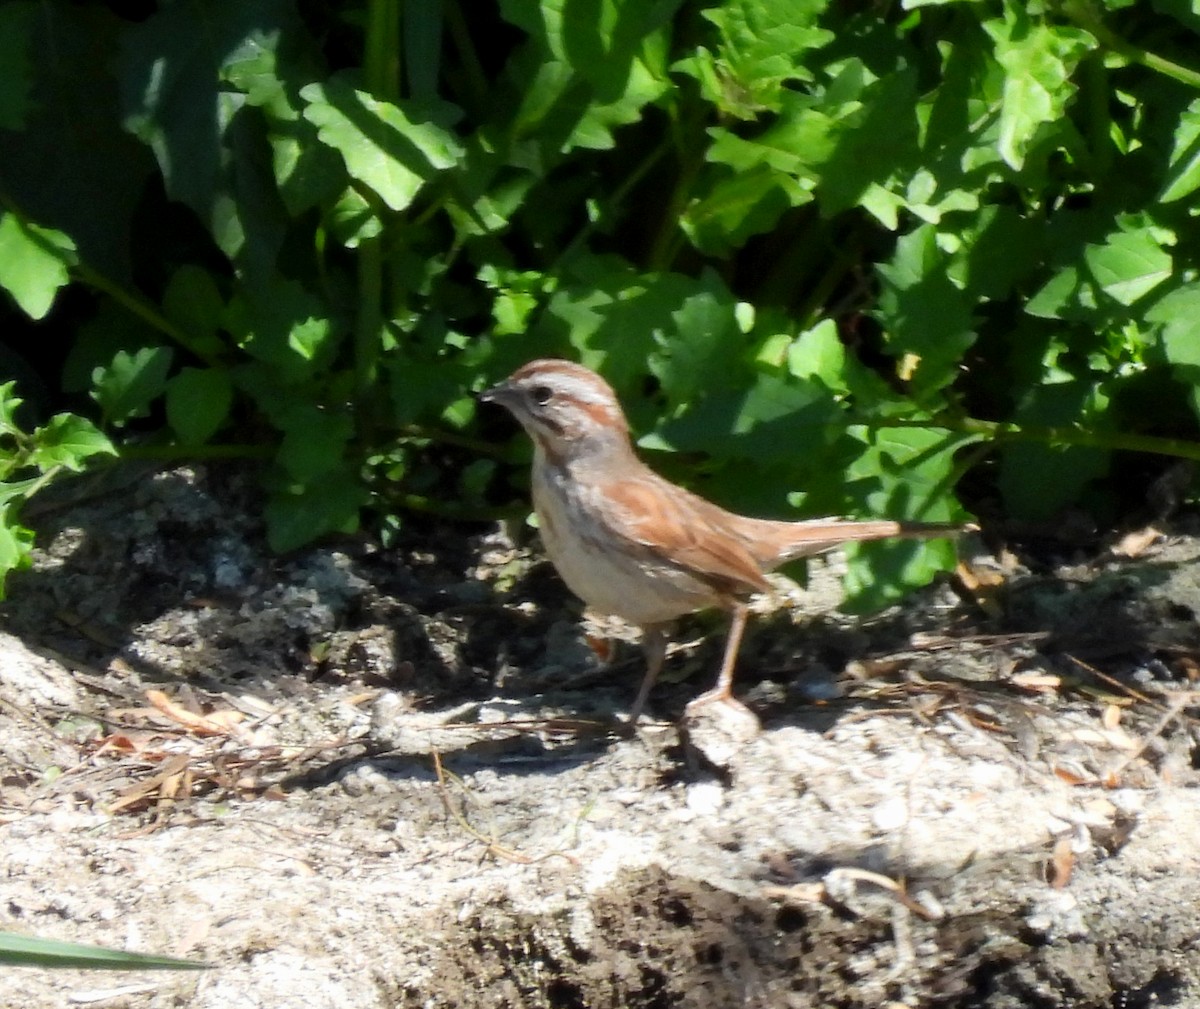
[533,479,717,625]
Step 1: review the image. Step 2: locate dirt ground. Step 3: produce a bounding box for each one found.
[2,463,1199,1009]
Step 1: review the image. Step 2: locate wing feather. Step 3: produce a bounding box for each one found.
[597,476,771,598]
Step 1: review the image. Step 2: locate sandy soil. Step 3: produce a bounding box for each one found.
[1,464,1198,1008]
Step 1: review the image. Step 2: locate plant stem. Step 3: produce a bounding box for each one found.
[357,0,403,410]
[365,0,402,100]
[0,193,218,366]
[75,265,220,367]
[647,101,708,271]
[355,237,385,404]
[559,137,672,265]
[1063,0,1200,91]
[398,423,516,458]
[879,415,1200,463]
[444,0,489,108]
[385,490,520,522]
[116,443,274,462]
[793,225,865,328]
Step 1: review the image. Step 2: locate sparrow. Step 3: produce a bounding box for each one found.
[482,358,967,722]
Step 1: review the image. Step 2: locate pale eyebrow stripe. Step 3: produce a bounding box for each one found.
[517,364,614,406]
[547,375,611,405]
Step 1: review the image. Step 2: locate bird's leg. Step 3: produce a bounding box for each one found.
[627,623,669,725]
[684,603,755,718]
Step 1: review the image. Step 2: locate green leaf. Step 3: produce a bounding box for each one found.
[982,5,1091,170]
[647,274,747,403]
[61,303,162,395]
[0,518,35,601]
[787,320,850,396]
[0,931,206,970]
[812,67,922,217]
[0,2,36,130]
[841,426,975,612]
[300,76,464,212]
[222,29,345,216]
[166,368,234,446]
[459,458,496,504]
[1083,228,1173,306]
[0,382,23,435]
[162,266,226,355]
[118,0,298,269]
[875,225,976,394]
[0,480,39,507]
[702,63,922,219]
[386,354,469,427]
[946,205,1042,303]
[998,380,1111,520]
[224,277,337,383]
[481,266,548,337]
[535,257,683,393]
[648,372,842,465]
[1025,265,1096,321]
[326,187,383,248]
[264,466,367,552]
[844,426,971,524]
[706,93,842,180]
[844,536,959,613]
[499,0,677,152]
[91,347,175,425]
[1147,283,1200,367]
[0,214,77,320]
[500,0,682,102]
[1160,98,1200,203]
[682,164,813,254]
[30,415,116,472]
[276,406,355,482]
[0,4,152,279]
[673,0,833,116]
[533,260,760,411]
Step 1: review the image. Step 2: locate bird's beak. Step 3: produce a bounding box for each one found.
[478,379,517,408]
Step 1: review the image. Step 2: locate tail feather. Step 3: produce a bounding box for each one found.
[739,516,973,569]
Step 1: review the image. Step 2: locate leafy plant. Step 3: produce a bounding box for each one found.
[2,0,1200,605]
[0,382,113,594]
[0,930,206,970]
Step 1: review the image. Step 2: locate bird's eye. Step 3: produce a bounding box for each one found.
[530,384,554,405]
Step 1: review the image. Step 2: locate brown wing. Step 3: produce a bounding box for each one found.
[597,475,772,598]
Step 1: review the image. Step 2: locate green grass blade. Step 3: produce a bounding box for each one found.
[0,932,209,970]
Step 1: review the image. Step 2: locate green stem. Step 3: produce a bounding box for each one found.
[793,225,866,328]
[365,0,402,100]
[559,137,672,265]
[398,423,516,458]
[357,0,402,411]
[444,0,489,108]
[385,490,521,522]
[647,102,708,271]
[355,236,384,404]
[1134,49,1200,91]
[1080,52,1113,175]
[19,465,66,502]
[1063,0,1200,91]
[0,193,218,366]
[116,443,274,462]
[74,264,219,367]
[878,415,1200,463]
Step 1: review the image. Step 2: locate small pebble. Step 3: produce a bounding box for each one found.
[872,796,908,832]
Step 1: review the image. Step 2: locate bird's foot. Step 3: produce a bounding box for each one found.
[682,688,760,735]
